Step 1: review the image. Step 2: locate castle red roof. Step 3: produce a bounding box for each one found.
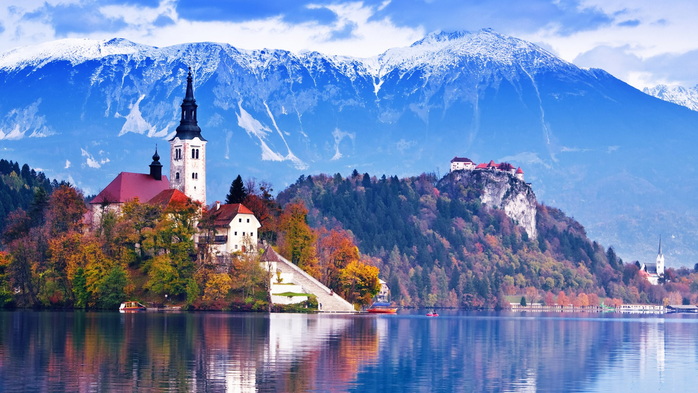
[475,163,488,169]
[90,172,170,205]
[498,163,515,171]
[202,203,256,227]
[451,156,473,163]
[516,167,524,174]
[148,189,191,209]
[487,160,497,167]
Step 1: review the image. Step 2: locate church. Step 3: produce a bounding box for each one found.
[88,68,260,254]
[639,237,665,285]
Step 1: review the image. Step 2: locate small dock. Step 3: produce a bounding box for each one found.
[666,305,698,313]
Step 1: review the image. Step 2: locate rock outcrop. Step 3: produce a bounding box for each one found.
[440,169,537,239]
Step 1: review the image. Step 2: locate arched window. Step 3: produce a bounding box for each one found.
[196,149,199,159]
[175,172,180,180]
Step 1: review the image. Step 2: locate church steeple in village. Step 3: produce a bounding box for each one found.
[656,235,665,277]
[170,67,207,205]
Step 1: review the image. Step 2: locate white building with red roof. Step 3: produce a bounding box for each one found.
[87,149,171,226]
[450,156,524,181]
[450,156,475,171]
[200,202,261,255]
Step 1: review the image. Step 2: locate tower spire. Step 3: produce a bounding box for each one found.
[658,235,662,256]
[149,144,162,180]
[170,66,206,141]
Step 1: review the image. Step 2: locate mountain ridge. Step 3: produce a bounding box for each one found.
[1,29,697,267]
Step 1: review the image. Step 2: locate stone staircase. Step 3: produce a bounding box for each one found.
[267,250,355,313]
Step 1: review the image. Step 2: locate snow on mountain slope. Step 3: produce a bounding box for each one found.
[1,29,698,268]
[643,84,698,112]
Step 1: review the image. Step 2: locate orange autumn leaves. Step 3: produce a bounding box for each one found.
[277,201,380,306]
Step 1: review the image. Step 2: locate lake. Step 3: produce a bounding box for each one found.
[0,310,696,392]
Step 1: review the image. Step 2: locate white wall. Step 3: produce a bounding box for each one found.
[170,136,207,205]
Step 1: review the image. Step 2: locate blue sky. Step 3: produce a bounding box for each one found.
[2,0,697,89]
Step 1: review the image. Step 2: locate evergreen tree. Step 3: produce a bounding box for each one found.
[226,175,248,204]
[520,296,527,306]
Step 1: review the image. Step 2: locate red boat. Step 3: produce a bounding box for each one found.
[119,301,147,312]
[426,312,439,317]
[367,302,398,314]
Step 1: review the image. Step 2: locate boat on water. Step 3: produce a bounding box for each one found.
[119,301,147,312]
[367,302,398,314]
[426,312,439,317]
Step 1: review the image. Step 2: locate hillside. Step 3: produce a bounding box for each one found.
[0,159,54,231]
[278,170,698,308]
[1,30,698,265]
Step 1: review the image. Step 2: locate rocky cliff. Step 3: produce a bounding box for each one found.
[439,169,537,239]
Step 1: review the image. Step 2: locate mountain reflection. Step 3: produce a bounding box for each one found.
[0,311,694,392]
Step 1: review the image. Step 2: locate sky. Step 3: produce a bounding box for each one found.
[1,0,697,89]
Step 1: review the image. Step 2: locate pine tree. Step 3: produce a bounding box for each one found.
[226,175,248,204]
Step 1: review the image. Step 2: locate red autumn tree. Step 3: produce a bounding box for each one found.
[316,228,360,292]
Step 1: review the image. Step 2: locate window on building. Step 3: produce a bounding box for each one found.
[239,218,242,223]
[234,245,238,249]
[234,231,237,236]
[196,149,199,159]
[175,172,180,180]
[242,232,245,236]
[247,219,250,223]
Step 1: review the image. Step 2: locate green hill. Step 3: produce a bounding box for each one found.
[277,171,693,308]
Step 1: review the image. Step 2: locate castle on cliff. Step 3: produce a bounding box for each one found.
[450,157,524,181]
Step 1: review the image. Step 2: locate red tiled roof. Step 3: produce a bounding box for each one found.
[202,203,255,227]
[516,167,524,174]
[148,189,191,209]
[488,160,497,167]
[451,156,473,163]
[498,163,515,171]
[475,163,488,169]
[90,172,170,205]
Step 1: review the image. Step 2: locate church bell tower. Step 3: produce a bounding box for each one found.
[656,236,665,277]
[170,67,207,205]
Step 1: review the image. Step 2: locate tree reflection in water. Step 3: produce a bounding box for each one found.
[0,311,695,392]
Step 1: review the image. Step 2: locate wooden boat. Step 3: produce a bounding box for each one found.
[367,302,397,314]
[119,301,147,312]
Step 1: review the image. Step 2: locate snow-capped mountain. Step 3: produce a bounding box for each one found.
[1,29,698,266]
[644,84,698,112]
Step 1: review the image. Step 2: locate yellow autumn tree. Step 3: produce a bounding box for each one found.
[278,201,319,276]
[204,273,232,301]
[340,258,381,307]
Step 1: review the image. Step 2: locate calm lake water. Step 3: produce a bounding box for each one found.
[1,310,696,392]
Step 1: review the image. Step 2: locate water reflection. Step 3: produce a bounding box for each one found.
[0,311,697,392]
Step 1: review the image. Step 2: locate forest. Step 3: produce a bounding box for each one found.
[2,160,698,310]
[277,170,698,308]
[0,167,380,310]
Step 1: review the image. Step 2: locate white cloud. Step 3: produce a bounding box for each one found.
[64,159,71,168]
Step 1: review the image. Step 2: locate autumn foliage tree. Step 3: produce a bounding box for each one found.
[277,201,318,276]
[340,258,381,306]
[316,229,360,292]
